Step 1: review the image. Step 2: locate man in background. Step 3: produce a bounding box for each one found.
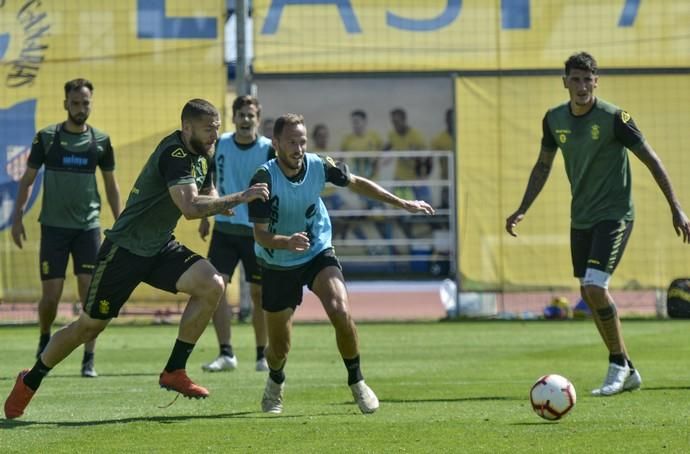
[11,78,121,378]
[199,95,272,373]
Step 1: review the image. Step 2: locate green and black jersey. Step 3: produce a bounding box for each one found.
[541,98,645,229]
[105,131,213,256]
[28,123,115,229]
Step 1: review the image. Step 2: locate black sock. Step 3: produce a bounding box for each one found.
[164,339,195,372]
[269,366,285,384]
[343,355,364,386]
[24,358,52,391]
[627,358,635,371]
[256,346,265,361]
[220,344,234,358]
[609,353,626,367]
[82,351,94,364]
[37,333,50,357]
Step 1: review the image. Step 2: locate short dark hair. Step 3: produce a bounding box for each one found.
[64,78,93,98]
[273,113,304,137]
[181,99,219,122]
[390,107,406,119]
[351,109,367,120]
[232,95,261,117]
[564,52,598,75]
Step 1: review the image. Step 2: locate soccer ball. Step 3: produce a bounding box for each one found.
[530,374,576,421]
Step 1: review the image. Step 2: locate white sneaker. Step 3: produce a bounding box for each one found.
[201,355,238,372]
[591,363,630,396]
[261,377,284,414]
[256,358,269,372]
[623,368,642,391]
[350,380,379,414]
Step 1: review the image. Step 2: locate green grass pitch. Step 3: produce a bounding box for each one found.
[1,320,690,453]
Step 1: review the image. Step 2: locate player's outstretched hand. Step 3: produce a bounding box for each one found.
[242,183,269,203]
[288,232,310,252]
[672,208,690,243]
[505,210,525,237]
[403,200,435,215]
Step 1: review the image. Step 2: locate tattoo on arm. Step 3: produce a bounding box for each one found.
[191,193,244,218]
[518,159,552,213]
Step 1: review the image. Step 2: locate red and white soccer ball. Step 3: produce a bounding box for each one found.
[530,374,576,421]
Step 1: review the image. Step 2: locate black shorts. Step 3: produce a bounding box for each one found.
[83,237,204,319]
[261,248,341,313]
[207,230,261,283]
[39,225,100,280]
[571,220,634,278]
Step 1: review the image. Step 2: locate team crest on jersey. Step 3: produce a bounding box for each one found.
[621,111,631,123]
[591,124,600,140]
[171,148,187,158]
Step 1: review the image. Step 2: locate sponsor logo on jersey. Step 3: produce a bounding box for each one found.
[62,155,89,167]
[555,129,570,144]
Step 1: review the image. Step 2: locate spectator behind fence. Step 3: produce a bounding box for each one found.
[10,78,122,379]
[340,109,391,249]
[385,108,430,202]
[430,108,454,209]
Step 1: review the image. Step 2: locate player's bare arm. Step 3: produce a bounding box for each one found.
[506,146,557,237]
[169,182,268,220]
[102,170,122,219]
[253,223,310,252]
[347,174,435,215]
[630,142,690,243]
[10,167,39,249]
[196,185,218,240]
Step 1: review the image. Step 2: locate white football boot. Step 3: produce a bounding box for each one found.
[255,357,269,372]
[623,368,642,391]
[591,363,630,396]
[261,376,284,414]
[201,355,238,372]
[350,380,379,414]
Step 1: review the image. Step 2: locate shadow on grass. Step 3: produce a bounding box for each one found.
[637,386,690,391]
[362,396,520,404]
[0,372,161,382]
[0,410,334,428]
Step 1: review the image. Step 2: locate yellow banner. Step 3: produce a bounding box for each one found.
[1,0,225,301]
[455,75,690,290]
[253,0,690,73]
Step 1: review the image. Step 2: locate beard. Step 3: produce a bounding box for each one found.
[189,135,214,157]
[68,112,88,126]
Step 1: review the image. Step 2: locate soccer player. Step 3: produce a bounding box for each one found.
[10,78,122,378]
[249,113,435,414]
[505,52,690,396]
[4,99,269,419]
[199,95,272,373]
